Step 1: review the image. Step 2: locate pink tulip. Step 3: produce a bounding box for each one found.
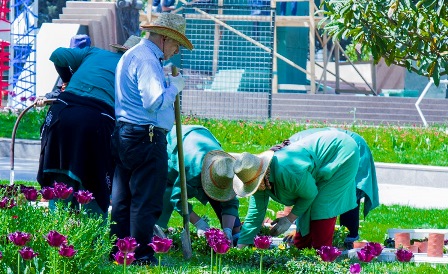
[113,251,135,265]
[212,238,230,254]
[19,247,38,260]
[317,246,342,262]
[8,231,31,246]
[254,235,272,250]
[45,231,67,247]
[349,263,361,273]
[59,244,78,258]
[116,237,139,253]
[204,228,225,247]
[73,190,95,205]
[148,236,173,253]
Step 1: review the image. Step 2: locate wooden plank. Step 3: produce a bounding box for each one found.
[275,16,324,27]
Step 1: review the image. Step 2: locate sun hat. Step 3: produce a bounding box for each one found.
[201,150,237,202]
[70,34,91,49]
[233,151,274,197]
[110,35,142,52]
[140,13,193,50]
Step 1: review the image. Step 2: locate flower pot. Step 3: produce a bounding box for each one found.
[427,233,444,257]
[404,245,419,253]
[413,240,428,253]
[395,232,410,249]
[353,241,368,249]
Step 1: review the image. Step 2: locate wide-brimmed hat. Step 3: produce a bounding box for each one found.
[201,150,236,202]
[233,151,274,197]
[110,35,142,52]
[70,34,91,49]
[140,13,193,50]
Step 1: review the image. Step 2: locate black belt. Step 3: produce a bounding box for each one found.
[117,121,169,135]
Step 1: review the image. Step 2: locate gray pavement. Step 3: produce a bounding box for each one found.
[2,157,448,209]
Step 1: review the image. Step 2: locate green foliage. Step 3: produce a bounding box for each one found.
[0,108,48,140]
[322,0,448,85]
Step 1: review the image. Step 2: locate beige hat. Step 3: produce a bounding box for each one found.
[140,13,193,50]
[110,35,142,52]
[233,151,274,197]
[201,150,236,202]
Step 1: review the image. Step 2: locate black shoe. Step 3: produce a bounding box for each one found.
[132,255,159,266]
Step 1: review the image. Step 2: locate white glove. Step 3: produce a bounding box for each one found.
[223,228,233,246]
[194,218,210,237]
[270,217,293,237]
[168,73,185,93]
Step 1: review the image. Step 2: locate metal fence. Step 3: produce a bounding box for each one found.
[178,1,274,120]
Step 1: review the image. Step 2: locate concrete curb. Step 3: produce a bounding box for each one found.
[0,138,40,160]
[2,138,448,188]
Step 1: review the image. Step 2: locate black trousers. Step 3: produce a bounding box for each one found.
[110,122,168,260]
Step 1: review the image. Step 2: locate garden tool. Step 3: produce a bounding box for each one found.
[172,65,193,259]
[10,99,55,185]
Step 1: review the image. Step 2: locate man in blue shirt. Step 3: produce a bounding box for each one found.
[110,13,193,266]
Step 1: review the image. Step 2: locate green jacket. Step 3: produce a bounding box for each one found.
[157,125,239,228]
[238,130,359,245]
[289,127,380,217]
[50,47,122,108]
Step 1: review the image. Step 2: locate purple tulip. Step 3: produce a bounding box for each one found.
[113,251,135,265]
[40,187,55,200]
[0,197,10,208]
[395,248,414,262]
[116,237,139,253]
[59,244,78,258]
[317,246,342,262]
[357,247,376,263]
[349,263,361,274]
[149,236,173,253]
[365,242,383,256]
[22,188,39,202]
[254,235,272,250]
[18,247,38,260]
[8,231,31,246]
[212,238,231,254]
[73,190,95,205]
[53,182,73,200]
[204,228,225,247]
[29,96,36,102]
[45,231,67,247]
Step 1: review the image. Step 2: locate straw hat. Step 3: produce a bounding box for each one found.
[140,13,193,50]
[201,150,236,202]
[233,151,274,197]
[110,35,142,52]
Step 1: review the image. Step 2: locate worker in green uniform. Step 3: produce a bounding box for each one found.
[235,130,360,250]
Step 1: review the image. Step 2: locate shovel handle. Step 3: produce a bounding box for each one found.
[171,66,179,77]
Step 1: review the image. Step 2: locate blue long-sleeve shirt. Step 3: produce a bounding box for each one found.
[114,39,178,131]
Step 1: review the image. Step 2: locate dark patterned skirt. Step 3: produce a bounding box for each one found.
[37,92,115,213]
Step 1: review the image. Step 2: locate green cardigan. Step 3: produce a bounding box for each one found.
[238,130,359,245]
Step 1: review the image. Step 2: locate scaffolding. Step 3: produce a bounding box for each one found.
[7,0,38,109]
